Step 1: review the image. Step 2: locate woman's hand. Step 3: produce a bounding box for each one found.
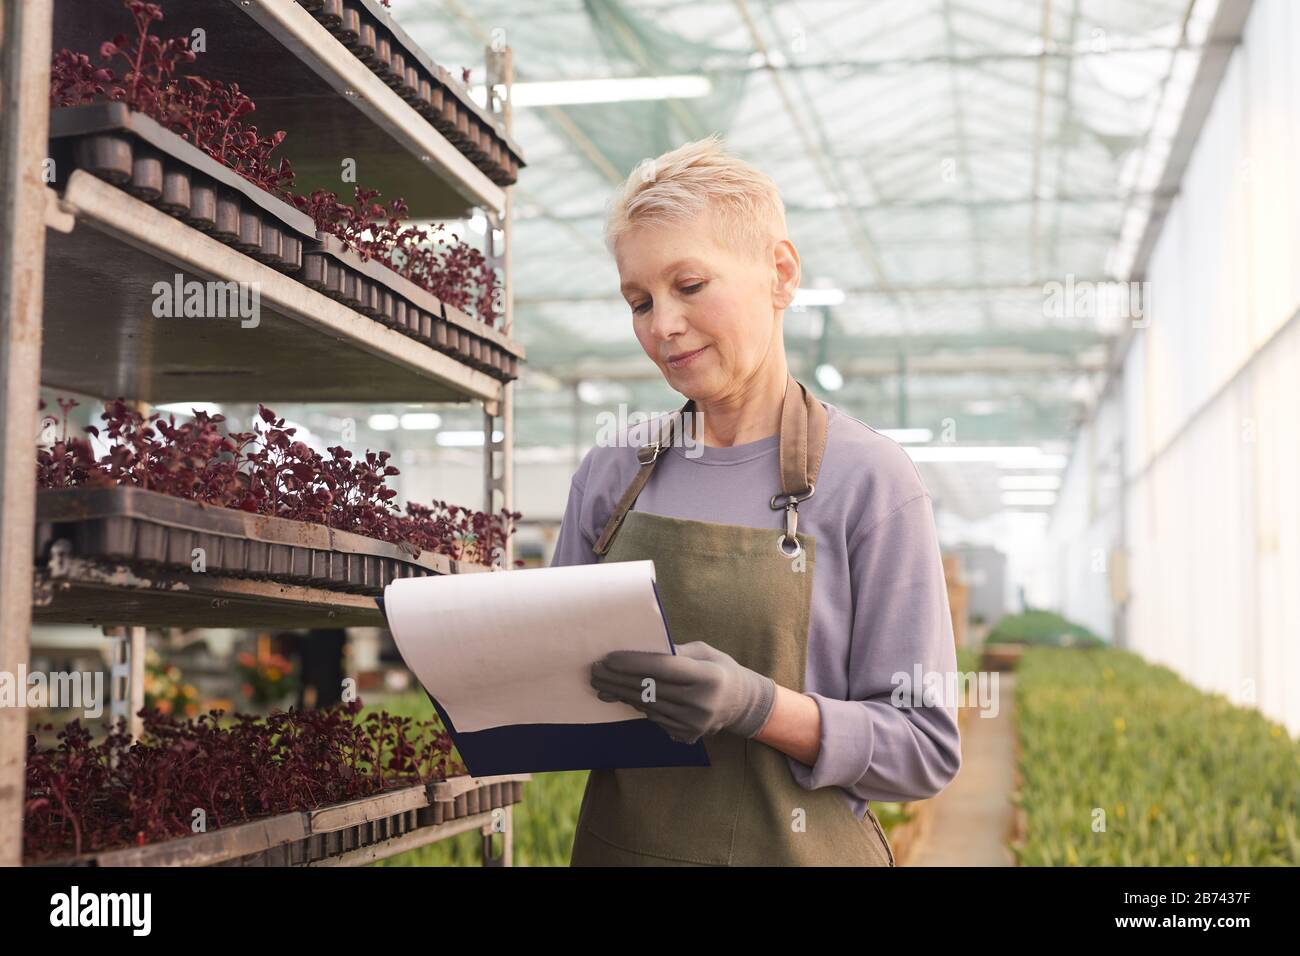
[590,642,776,744]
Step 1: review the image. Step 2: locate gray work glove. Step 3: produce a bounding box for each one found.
[589,641,776,744]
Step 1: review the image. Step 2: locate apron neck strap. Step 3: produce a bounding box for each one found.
[592,372,828,557]
[778,372,828,500]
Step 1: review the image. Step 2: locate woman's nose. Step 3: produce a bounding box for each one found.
[648,303,689,340]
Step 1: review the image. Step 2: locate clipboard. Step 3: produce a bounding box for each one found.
[374,561,710,776]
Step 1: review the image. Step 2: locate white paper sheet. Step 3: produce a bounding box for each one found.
[382,560,671,733]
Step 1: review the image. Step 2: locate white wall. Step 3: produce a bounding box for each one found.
[1044,385,1124,641]
[1050,0,1300,734]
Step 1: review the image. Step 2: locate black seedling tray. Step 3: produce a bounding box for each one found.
[301,233,522,382]
[36,776,527,867]
[34,487,463,595]
[302,0,525,187]
[50,103,522,384]
[49,102,318,273]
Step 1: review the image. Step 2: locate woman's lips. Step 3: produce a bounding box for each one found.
[667,345,709,369]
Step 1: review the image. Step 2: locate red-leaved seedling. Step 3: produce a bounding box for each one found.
[50,0,502,326]
[22,700,464,862]
[37,397,523,568]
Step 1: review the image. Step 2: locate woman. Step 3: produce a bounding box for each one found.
[550,134,962,867]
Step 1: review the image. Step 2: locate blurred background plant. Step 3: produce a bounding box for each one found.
[1015,647,1300,866]
[236,649,297,708]
[987,608,1105,648]
[142,646,200,719]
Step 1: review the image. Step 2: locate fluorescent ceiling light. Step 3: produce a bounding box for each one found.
[792,287,846,307]
[879,428,933,444]
[1000,475,1062,491]
[477,75,712,107]
[996,456,1070,470]
[576,380,633,404]
[437,430,504,447]
[368,414,399,431]
[905,446,1068,467]
[1001,490,1058,506]
[281,420,319,451]
[400,413,442,430]
[814,363,843,391]
[156,402,223,418]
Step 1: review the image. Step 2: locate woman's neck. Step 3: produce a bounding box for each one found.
[696,356,790,448]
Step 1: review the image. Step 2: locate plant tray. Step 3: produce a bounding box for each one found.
[49,102,319,273]
[303,0,525,187]
[301,233,521,382]
[33,487,483,596]
[50,103,522,384]
[32,774,529,867]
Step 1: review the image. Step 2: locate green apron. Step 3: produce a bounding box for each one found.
[569,374,896,867]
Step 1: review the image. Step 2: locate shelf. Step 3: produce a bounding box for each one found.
[301,0,525,186]
[35,774,530,867]
[35,557,387,628]
[48,103,523,382]
[4,0,524,869]
[52,0,508,218]
[45,171,506,406]
[31,487,497,628]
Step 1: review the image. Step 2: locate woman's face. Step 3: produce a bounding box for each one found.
[615,214,798,403]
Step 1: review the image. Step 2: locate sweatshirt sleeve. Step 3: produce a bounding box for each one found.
[786,493,963,803]
[549,453,600,569]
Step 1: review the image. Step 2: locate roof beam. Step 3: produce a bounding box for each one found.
[940,0,991,325]
[517,278,1121,303]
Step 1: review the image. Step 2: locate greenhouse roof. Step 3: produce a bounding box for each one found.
[386,0,1230,515]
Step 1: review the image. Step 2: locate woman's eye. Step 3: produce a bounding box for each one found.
[682,282,704,294]
[631,300,651,315]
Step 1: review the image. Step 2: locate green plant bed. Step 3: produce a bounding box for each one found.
[371,769,588,867]
[871,801,912,834]
[362,689,587,867]
[955,645,980,676]
[1015,647,1300,866]
[987,608,1104,647]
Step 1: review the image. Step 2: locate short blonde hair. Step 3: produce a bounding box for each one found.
[604,133,787,263]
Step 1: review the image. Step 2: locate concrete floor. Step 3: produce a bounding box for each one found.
[906,673,1017,866]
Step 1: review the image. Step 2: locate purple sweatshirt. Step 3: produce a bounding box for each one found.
[551,399,963,814]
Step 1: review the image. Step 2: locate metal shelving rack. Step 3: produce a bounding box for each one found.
[0,0,523,866]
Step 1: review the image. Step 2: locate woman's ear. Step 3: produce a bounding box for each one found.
[772,238,801,310]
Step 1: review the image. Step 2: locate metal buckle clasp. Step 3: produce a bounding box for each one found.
[636,441,662,465]
[770,484,814,556]
[769,484,815,511]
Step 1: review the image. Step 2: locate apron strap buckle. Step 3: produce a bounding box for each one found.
[770,484,814,556]
[636,441,663,465]
[769,483,815,510]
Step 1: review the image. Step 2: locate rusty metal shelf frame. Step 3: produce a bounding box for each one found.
[1,0,522,865]
[35,556,392,628]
